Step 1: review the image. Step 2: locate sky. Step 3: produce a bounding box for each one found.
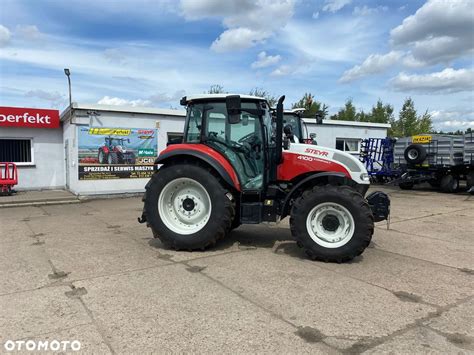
[0,0,473,131]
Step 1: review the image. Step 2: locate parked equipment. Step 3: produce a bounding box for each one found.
[360,138,400,183]
[393,134,473,193]
[139,94,390,263]
[98,137,136,165]
[0,162,18,195]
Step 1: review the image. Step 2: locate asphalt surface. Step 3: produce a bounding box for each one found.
[0,186,473,353]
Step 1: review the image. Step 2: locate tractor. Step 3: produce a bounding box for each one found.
[98,137,136,165]
[139,94,390,262]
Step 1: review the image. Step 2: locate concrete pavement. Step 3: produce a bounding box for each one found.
[0,186,473,353]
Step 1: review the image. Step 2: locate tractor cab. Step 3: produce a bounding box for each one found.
[283,109,318,145]
[182,94,270,190]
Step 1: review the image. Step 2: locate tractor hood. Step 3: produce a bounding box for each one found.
[283,143,370,185]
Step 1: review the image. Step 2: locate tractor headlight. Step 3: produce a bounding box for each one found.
[360,173,370,181]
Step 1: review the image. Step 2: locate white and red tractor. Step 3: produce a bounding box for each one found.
[139,95,390,262]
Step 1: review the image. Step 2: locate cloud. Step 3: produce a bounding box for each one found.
[15,25,42,40]
[352,5,388,16]
[181,0,295,52]
[430,109,474,130]
[390,68,474,94]
[270,65,293,76]
[0,24,11,47]
[339,51,403,83]
[322,0,351,13]
[25,89,66,107]
[103,48,126,65]
[97,96,152,107]
[312,11,319,19]
[390,0,473,66]
[148,90,186,104]
[251,51,281,69]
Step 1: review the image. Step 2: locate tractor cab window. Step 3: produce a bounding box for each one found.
[184,101,265,190]
[283,114,302,141]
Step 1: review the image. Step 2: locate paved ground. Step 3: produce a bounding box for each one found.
[0,186,473,353]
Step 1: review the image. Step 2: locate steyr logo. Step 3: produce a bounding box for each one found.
[304,147,329,157]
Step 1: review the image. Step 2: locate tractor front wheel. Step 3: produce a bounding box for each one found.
[290,185,374,263]
[144,164,234,250]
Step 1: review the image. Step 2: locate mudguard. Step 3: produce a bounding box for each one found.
[154,144,241,191]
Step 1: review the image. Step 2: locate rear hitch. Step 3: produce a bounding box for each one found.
[366,191,390,223]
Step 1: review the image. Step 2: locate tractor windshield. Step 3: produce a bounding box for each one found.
[184,100,267,189]
[283,114,303,141]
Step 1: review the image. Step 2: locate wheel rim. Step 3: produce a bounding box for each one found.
[407,149,418,160]
[99,151,104,163]
[158,178,212,235]
[108,155,112,164]
[306,202,355,248]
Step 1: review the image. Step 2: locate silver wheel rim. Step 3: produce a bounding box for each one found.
[408,149,418,160]
[306,202,355,248]
[158,178,211,235]
[99,151,104,163]
[107,155,112,164]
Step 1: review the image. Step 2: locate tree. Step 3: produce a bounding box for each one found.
[331,98,357,121]
[369,99,394,124]
[248,87,278,107]
[291,93,328,118]
[389,97,433,137]
[207,85,226,94]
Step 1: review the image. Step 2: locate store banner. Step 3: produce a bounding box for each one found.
[78,127,158,180]
[0,106,60,128]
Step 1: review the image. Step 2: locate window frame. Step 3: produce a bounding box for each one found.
[0,137,35,166]
[335,138,360,153]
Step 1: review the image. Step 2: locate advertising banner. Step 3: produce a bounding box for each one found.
[0,106,60,129]
[78,127,157,180]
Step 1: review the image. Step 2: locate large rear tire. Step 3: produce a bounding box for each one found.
[290,185,374,263]
[144,164,234,250]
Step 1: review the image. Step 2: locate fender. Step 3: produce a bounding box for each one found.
[102,147,109,154]
[155,144,241,191]
[280,172,349,219]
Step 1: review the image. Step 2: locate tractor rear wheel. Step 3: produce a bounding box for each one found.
[144,164,234,250]
[290,185,374,263]
[98,149,107,164]
[440,174,458,193]
[108,152,119,164]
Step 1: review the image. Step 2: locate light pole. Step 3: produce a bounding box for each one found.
[64,68,72,108]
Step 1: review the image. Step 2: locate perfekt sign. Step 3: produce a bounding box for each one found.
[0,106,60,129]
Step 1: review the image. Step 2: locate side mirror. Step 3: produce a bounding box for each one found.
[283,124,293,135]
[226,95,242,124]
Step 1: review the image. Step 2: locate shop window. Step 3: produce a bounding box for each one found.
[0,138,34,165]
[336,138,360,153]
[167,132,184,146]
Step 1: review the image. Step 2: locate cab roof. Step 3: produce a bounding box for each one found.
[181,94,266,105]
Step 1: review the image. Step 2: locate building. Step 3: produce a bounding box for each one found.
[1,103,389,195]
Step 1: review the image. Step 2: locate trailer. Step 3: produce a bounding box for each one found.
[393,134,473,193]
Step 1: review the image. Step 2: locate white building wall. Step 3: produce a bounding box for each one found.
[304,120,389,156]
[0,127,64,190]
[63,109,185,196]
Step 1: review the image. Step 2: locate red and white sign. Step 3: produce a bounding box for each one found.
[0,106,60,129]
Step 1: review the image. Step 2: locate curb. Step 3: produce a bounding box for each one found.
[0,199,81,208]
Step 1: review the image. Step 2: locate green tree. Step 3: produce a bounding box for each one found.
[207,85,226,94]
[389,98,433,137]
[248,87,278,107]
[292,93,328,118]
[369,99,394,124]
[331,98,357,121]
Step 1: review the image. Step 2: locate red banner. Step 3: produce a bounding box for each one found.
[0,106,60,129]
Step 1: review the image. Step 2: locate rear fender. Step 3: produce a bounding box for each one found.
[280,172,358,219]
[155,145,241,191]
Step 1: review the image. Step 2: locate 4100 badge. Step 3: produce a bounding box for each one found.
[78,127,157,180]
